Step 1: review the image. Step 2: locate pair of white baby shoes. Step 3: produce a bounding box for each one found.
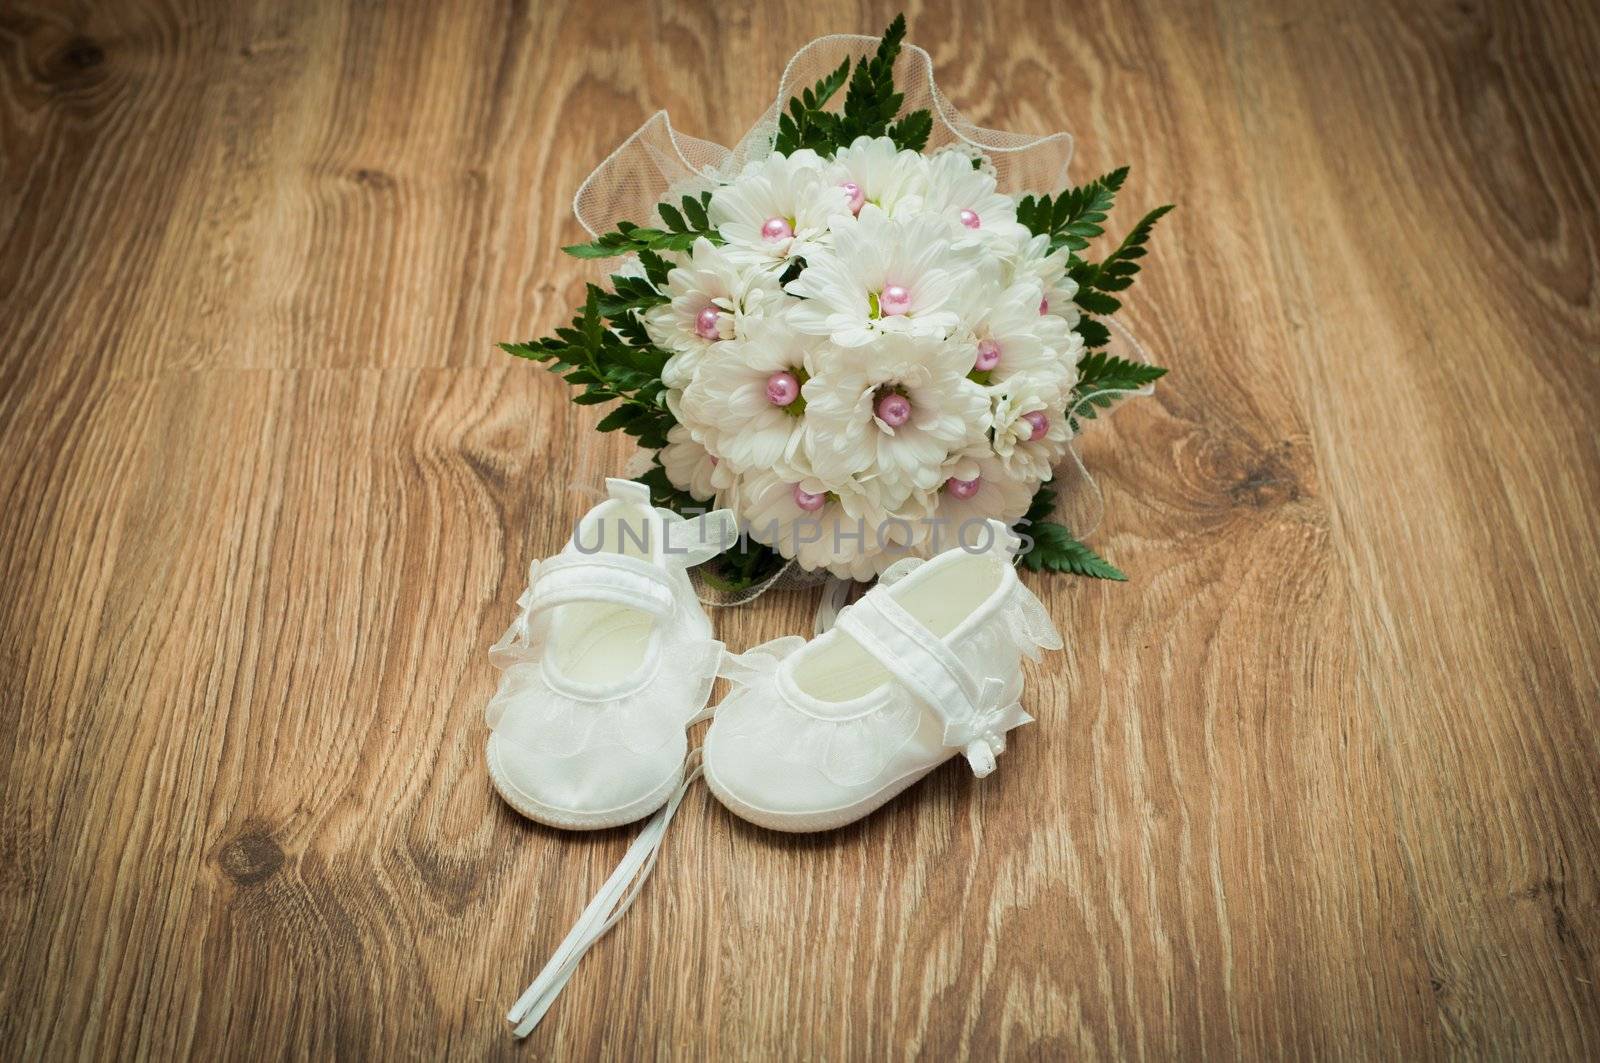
[487,478,1061,1035]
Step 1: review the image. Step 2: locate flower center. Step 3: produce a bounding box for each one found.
[874,391,912,428]
[1038,296,1050,315]
[945,475,981,500]
[765,370,800,407]
[761,216,795,241]
[1022,411,1050,442]
[839,181,865,216]
[878,284,912,317]
[791,483,827,512]
[974,338,1002,371]
[694,305,722,340]
[958,208,981,229]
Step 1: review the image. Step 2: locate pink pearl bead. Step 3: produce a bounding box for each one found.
[946,476,981,500]
[958,208,981,229]
[761,216,794,241]
[974,338,1002,372]
[880,284,912,316]
[1022,411,1050,442]
[1038,296,1050,315]
[765,370,800,406]
[695,306,721,340]
[875,392,911,427]
[792,484,826,512]
[840,181,865,215]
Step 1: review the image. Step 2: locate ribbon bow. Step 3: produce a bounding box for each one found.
[942,676,1034,778]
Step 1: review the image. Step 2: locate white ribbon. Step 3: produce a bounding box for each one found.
[505,752,704,1039]
[940,676,1034,778]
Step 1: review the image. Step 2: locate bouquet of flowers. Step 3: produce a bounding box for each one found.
[503,16,1169,593]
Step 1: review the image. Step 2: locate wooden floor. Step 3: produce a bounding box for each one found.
[3,0,1598,1057]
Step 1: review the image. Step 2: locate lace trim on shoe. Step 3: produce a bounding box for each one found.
[715,572,1061,785]
[718,637,923,787]
[488,633,722,759]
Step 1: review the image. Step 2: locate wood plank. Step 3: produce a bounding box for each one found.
[1,0,1596,1057]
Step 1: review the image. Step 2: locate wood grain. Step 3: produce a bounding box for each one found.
[2,0,1598,1057]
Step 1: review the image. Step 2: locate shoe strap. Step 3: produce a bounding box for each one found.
[527,553,676,619]
[606,477,740,570]
[833,588,1027,777]
[663,508,740,568]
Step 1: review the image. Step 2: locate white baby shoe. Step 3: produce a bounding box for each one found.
[486,478,737,829]
[703,520,1062,831]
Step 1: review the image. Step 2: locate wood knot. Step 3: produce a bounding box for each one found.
[40,35,107,88]
[218,827,285,886]
[351,168,396,190]
[1517,876,1559,900]
[60,38,105,71]
[462,446,509,490]
[1226,441,1304,510]
[409,844,481,912]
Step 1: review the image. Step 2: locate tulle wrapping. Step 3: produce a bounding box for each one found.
[571,33,1159,596]
[573,35,1074,238]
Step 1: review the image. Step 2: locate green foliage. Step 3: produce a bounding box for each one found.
[500,285,675,450]
[887,108,933,152]
[562,192,722,259]
[1019,167,1172,362]
[1017,167,1128,255]
[1017,486,1127,580]
[597,272,668,319]
[1074,350,1168,394]
[1069,351,1168,428]
[698,538,786,593]
[773,58,851,155]
[1068,203,1173,316]
[771,15,930,158]
[1074,316,1111,350]
[838,15,910,142]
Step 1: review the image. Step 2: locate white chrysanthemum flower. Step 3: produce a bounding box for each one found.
[921,448,1035,555]
[921,150,1031,253]
[786,206,980,347]
[1007,230,1081,328]
[823,136,930,217]
[801,330,990,493]
[738,467,923,581]
[966,279,1083,393]
[989,377,1072,482]
[643,238,780,388]
[709,149,845,266]
[660,423,734,502]
[677,316,825,474]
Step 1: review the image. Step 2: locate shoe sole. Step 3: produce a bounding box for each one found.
[703,757,943,833]
[486,737,683,830]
